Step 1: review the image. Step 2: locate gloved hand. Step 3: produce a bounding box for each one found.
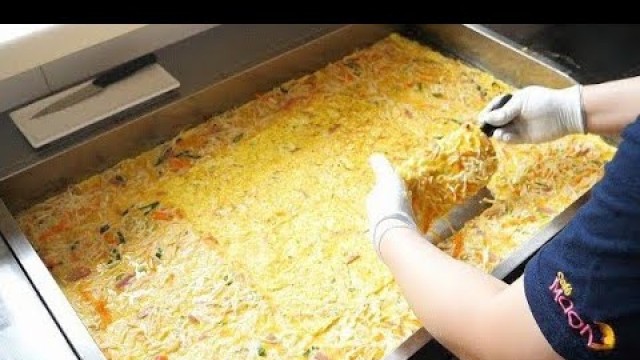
[478,85,585,144]
[366,154,418,262]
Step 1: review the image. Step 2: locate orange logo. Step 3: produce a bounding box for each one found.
[549,272,616,351]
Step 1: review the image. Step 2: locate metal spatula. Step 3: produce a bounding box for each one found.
[427,187,494,243]
[428,93,512,243]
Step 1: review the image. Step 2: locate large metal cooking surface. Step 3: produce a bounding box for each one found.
[0,24,603,360]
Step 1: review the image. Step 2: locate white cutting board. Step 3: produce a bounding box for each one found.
[10,63,180,149]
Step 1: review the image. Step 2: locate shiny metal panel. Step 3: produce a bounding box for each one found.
[0,200,105,359]
[0,229,77,359]
[417,24,576,88]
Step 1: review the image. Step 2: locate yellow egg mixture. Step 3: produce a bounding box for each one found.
[16,34,615,359]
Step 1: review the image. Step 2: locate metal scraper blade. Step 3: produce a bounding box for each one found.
[426,187,494,243]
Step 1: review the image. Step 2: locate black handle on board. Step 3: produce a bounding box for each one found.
[92,53,157,88]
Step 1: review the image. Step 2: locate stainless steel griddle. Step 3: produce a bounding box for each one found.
[0,24,597,359]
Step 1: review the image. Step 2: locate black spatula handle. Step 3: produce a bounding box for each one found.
[92,53,157,88]
[480,93,513,137]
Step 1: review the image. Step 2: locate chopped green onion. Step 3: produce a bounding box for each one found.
[303,346,319,357]
[175,151,202,159]
[223,274,233,286]
[99,224,111,234]
[139,201,160,215]
[345,60,362,76]
[154,147,173,166]
[257,346,266,357]
[232,133,244,143]
[109,175,127,186]
[117,231,126,244]
[109,248,121,262]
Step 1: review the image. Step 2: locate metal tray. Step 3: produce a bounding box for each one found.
[0,24,587,359]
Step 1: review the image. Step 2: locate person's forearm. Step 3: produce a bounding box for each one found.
[380,227,507,359]
[583,76,640,135]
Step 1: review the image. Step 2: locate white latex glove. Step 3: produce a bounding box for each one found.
[366,154,418,261]
[478,85,586,144]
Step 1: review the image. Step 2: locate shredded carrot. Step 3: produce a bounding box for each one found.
[95,298,112,327]
[168,157,191,172]
[80,290,112,328]
[104,232,118,246]
[152,210,174,221]
[452,233,465,258]
[344,72,355,82]
[283,97,302,110]
[38,219,69,242]
[80,289,92,303]
[177,134,206,149]
[69,251,80,262]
